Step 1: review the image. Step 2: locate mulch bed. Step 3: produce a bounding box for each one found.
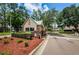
[0,37,43,55]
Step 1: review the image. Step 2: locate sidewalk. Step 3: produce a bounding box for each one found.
[62,34,79,38]
[0,35,11,38]
[33,35,49,55]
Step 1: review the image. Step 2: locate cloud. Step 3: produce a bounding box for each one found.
[43,4,49,11]
[24,3,49,14]
[24,3,42,12]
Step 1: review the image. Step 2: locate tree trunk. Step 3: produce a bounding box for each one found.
[74,26,79,33]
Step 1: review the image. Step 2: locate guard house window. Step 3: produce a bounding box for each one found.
[30,28,34,31]
[26,27,34,31]
[26,28,29,31]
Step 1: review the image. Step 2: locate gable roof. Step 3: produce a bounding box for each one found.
[22,18,43,27]
[34,20,43,25]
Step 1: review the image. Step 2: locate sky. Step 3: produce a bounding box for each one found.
[23,3,77,14]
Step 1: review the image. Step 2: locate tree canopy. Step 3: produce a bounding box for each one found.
[0,3,79,33]
[57,4,79,33]
[31,9,58,30]
[0,3,29,32]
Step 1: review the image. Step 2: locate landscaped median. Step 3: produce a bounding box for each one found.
[0,37,43,55]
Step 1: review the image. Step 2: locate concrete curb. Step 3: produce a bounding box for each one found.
[29,39,45,55]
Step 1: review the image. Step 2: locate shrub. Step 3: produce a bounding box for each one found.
[47,28,52,32]
[3,39,10,44]
[16,40,23,43]
[59,30,74,34]
[0,38,2,40]
[11,33,32,40]
[4,41,9,44]
[24,42,29,47]
[4,37,8,39]
[11,38,14,40]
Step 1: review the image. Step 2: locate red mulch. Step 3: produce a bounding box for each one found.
[0,37,43,55]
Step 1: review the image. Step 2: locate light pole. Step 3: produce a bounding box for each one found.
[10,12,12,35]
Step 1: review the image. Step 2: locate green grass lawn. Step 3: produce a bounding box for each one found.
[0,32,11,35]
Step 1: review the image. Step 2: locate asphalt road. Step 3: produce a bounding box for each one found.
[42,35,79,55]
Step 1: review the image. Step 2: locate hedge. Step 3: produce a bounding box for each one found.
[11,33,33,40]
